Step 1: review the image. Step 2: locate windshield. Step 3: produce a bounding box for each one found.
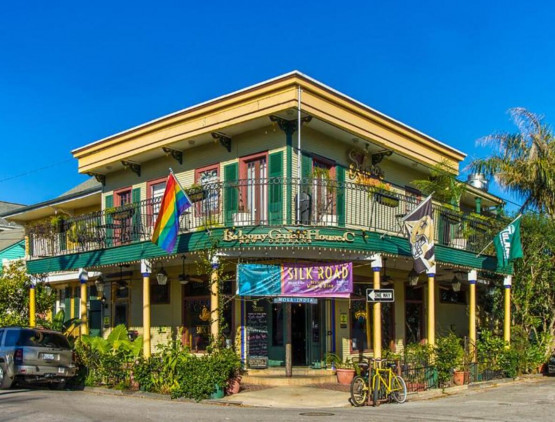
[5,329,70,349]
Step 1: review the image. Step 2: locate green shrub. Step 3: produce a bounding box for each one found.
[435,333,464,385]
[74,324,143,388]
[403,342,434,366]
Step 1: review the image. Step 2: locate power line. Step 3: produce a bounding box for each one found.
[0,158,74,183]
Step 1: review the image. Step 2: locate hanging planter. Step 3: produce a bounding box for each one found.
[375,192,400,208]
[185,185,207,203]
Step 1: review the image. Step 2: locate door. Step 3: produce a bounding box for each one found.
[244,156,267,224]
[291,304,307,365]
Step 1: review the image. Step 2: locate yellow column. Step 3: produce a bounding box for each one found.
[78,268,89,336]
[80,281,88,335]
[29,284,36,328]
[427,270,436,346]
[468,270,477,361]
[503,275,512,347]
[371,255,382,359]
[141,259,152,358]
[210,255,220,343]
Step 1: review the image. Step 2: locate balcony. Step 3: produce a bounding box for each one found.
[26,178,498,259]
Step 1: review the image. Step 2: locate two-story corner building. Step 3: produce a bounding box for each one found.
[7,72,508,369]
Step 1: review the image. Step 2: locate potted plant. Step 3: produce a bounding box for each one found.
[185,183,207,203]
[325,353,355,385]
[106,204,136,220]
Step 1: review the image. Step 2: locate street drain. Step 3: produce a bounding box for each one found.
[299,412,335,417]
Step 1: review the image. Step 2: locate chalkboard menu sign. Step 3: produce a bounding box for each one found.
[247,304,268,368]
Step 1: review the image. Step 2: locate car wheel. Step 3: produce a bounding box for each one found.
[0,365,14,390]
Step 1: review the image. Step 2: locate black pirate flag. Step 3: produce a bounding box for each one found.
[402,195,436,274]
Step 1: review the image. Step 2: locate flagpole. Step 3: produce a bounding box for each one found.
[475,214,522,258]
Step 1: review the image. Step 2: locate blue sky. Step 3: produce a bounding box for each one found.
[1,1,553,209]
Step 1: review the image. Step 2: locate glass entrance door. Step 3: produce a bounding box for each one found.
[292,304,307,365]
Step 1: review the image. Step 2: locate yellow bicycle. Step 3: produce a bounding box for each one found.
[372,359,407,406]
[350,358,407,406]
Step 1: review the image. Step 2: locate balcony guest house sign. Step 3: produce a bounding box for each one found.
[223,228,355,245]
[237,262,353,298]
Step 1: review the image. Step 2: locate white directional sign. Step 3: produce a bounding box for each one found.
[366,288,395,303]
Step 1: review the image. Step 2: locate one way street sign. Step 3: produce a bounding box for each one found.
[366,288,395,303]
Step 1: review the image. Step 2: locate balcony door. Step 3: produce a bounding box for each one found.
[312,158,335,225]
[114,188,133,244]
[241,153,267,225]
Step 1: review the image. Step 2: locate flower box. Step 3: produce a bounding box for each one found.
[375,192,400,208]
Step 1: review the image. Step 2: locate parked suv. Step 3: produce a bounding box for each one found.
[0,327,76,389]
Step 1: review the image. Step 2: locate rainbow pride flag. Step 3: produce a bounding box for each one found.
[151,173,192,253]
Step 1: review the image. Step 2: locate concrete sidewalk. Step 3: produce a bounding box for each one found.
[217,375,546,408]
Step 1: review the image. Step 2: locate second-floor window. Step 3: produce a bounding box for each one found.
[195,165,220,215]
[312,157,335,223]
[151,181,166,217]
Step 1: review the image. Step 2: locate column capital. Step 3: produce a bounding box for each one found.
[211,254,220,269]
[426,265,436,277]
[468,269,478,284]
[78,268,89,284]
[369,253,382,270]
[141,259,152,277]
[503,275,512,288]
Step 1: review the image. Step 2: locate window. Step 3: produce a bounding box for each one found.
[440,288,467,305]
[239,153,268,224]
[312,156,336,224]
[182,280,210,352]
[147,178,167,228]
[350,282,394,352]
[404,186,421,214]
[113,187,134,244]
[150,279,170,304]
[195,165,220,216]
[405,285,424,344]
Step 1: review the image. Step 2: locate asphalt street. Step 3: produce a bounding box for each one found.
[0,378,553,422]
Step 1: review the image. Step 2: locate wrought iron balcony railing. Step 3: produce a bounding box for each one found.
[27,178,499,259]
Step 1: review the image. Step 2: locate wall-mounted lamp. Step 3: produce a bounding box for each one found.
[95,276,105,296]
[451,274,461,292]
[156,267,168,285]
[408,269,419,286]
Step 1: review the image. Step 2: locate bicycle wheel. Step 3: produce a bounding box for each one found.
[350,375,368,407]
[391,375,407,404]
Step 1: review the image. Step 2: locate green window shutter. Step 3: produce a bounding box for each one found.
[268,151,283,225]
[224,163,238,226]
[105,194,113,247]
[64,287,71,323]
[301,153,313,181]
[132,188,141,241]
[336,166,346,227]
[73,286,80,320]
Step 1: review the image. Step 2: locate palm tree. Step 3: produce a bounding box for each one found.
[469,108,555,217]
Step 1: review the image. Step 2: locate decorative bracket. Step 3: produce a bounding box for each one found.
[269,115,312,134]
[121,160,141,177]
[162,147,183,165]
[86,172,106,186]
[371,149,393,166]
[211,132,232,152]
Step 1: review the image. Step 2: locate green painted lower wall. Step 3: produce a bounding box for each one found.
[26,227,499,274]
